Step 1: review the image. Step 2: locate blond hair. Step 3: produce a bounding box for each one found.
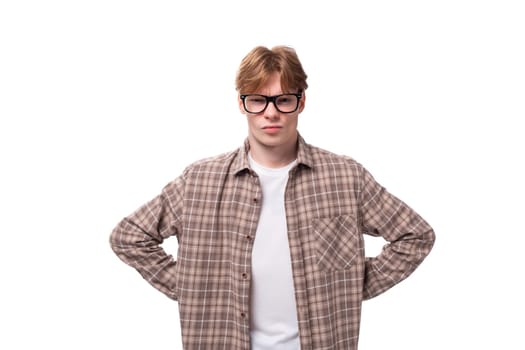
[235,46,308,94]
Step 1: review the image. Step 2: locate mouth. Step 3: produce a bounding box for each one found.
[261,125,282,134]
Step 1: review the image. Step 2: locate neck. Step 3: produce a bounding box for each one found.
[249,135,298,168]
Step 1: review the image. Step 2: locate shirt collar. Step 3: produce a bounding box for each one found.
[232,133,313,175]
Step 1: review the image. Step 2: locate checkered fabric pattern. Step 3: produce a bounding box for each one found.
[110,135,435,349]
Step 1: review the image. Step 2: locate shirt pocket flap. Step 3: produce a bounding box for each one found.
[313,215,362,271]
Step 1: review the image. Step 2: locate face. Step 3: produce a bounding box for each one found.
[238,72,306,153]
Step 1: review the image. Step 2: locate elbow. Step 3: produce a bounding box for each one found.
[417,225,435,262]
[109,218,131,257]
[426,226,436,252]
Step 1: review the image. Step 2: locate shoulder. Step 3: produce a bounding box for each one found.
[181,148,239,178]
[306,142,364,173]
[161,148,239,196]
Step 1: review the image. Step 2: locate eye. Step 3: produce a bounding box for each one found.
[247,96,266,104]
[276,95,295,105]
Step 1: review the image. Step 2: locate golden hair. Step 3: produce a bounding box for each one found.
[235,46,308,94]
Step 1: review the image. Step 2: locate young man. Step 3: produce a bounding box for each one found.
[110,45,435,350]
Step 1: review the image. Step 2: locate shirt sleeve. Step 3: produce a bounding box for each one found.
[358,165,435,300]
[109,175,185,300]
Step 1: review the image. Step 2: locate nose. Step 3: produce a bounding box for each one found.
[263,100,280,119]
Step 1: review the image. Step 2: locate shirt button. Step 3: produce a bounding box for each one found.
[253,198,258,203]
[240,312,246,318]
[246,235,253,241]
[241,273,248,279]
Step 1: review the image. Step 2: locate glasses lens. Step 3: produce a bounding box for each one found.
[243,94,300,114]
[244,95,267,113]
[275,94,299,113]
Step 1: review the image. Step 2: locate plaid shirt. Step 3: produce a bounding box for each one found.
[110,135,435,350]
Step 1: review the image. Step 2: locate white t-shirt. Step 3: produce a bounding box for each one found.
[248,155,301,350]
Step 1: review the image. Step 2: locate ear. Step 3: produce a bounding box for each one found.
[298,91,306,113]
[238,95,246,114]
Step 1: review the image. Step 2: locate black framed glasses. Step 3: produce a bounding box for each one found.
[240,93,302,114]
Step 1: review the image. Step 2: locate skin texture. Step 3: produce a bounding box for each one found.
[238,72,306,168]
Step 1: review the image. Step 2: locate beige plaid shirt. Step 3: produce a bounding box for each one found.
[110,135,435,349]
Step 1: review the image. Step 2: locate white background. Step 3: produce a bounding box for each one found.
[1,1,524,349]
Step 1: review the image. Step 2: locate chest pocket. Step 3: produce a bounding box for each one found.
[313,215,363,271]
